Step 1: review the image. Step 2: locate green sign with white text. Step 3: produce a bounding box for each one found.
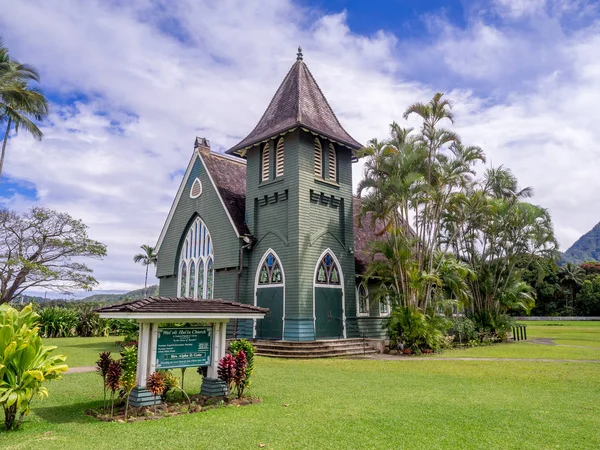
[156,326,212,369]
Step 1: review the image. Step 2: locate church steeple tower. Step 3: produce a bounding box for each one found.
[231,50,360,341]
[227,50,362,157]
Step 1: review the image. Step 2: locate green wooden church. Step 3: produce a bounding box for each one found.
[155,49,387,344]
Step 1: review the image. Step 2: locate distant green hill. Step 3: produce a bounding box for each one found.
[80,285,159,303]
[562,222,600,264]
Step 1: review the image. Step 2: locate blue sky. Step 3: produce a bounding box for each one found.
[1,0,599,296]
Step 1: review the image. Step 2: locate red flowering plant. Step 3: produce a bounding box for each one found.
[233,350,248,398]
[217,354,236,394]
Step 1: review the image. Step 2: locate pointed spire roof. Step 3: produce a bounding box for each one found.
[227,48,362,156]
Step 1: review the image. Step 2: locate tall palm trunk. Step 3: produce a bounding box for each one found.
[144,264,149,297]
[0,117,12,181]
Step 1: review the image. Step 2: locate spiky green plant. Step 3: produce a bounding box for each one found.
[119,346,137,421]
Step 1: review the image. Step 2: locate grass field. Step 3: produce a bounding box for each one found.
[1,323,600,449]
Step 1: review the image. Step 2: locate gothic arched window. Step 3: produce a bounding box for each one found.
[314,138,323,178]
[357,282,369,316]
[178,217,214,298]
[315,252,341,285]
[276,138,285,177]
[379,284,391,316]
[261,143,270,182]
[258,251,284,285]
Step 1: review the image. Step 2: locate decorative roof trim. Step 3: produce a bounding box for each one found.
[155,151,199,254]
[156,148,243,254]
[229,128,298,158]
[98,312,267,320]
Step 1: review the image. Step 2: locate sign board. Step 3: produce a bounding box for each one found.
[156,326,212,369]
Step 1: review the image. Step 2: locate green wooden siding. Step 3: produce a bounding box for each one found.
[157,154,242,298]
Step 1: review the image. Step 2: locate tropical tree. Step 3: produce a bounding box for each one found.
[358,93,556,338]
[559,262,585,309]
[0,303,68,430]
[133,245,157,297]
[0,40,49,180]
[0,207,107,304]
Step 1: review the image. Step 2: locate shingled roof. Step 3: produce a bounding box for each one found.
[96,297,268,317]
[227,49,362,156]
[199,149,249,235]
[353,197,386,274]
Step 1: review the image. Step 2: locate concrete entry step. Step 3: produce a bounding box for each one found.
[250,338,381,359]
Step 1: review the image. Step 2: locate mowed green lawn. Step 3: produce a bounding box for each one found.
[1,324,600,449]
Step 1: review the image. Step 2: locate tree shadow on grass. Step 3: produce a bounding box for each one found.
[34,401,102,424]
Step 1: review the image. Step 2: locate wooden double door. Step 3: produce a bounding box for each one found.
[256,287,284,340]
[315,287,343,339]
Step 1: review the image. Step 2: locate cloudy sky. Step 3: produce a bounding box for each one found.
[1,0,599,296]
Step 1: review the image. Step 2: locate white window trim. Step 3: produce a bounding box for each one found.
[356,282,370,317]
[177,217,214,299]
[189,177,203,199]
[379,284,391,317]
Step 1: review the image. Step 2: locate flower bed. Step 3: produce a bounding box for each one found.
[86,394,262,423]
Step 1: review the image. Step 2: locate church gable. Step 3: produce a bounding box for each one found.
[155,142,244,279]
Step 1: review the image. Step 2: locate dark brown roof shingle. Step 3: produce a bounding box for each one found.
[227,58,362,155]
[200,151,249,235]
[353,197,386,274]
[95,297,268,315]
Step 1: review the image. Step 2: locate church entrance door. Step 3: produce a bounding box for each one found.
[256,287,284,339]
[315,287,343,339]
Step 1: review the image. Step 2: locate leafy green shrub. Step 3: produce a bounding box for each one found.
[37,306,79,338]
[470,310,515,342]
[449,317,477,345]
[0,304,68,430]
[229,339,256,390]
[387,307,450,352]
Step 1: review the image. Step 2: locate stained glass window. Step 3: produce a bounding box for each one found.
[315,252,341,285]
[189,261,196,298]
[197,260,204,299]
[257,251,284,285]
[206,258,214,299]
[180,261,187,297]
[178,217,214,298]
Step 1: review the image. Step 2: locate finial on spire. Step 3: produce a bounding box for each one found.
[297,46,303,61]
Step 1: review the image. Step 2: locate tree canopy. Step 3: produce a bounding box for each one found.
[0,207,107,304]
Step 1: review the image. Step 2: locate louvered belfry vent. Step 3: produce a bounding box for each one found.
[261,143,270,182]
[314,138,322,178]
[328,143,337,181]
[276,138,285,177]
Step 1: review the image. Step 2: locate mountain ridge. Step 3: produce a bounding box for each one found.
[562,222,600,264]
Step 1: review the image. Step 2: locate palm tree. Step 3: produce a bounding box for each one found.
[0,40,49,180]
[559,262,585,309]
[133,245,158,297]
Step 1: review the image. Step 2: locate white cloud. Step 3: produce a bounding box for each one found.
[0,0,599,293]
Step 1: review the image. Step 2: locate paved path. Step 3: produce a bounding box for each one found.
[350,354,600,363]
[67,366,96,373]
